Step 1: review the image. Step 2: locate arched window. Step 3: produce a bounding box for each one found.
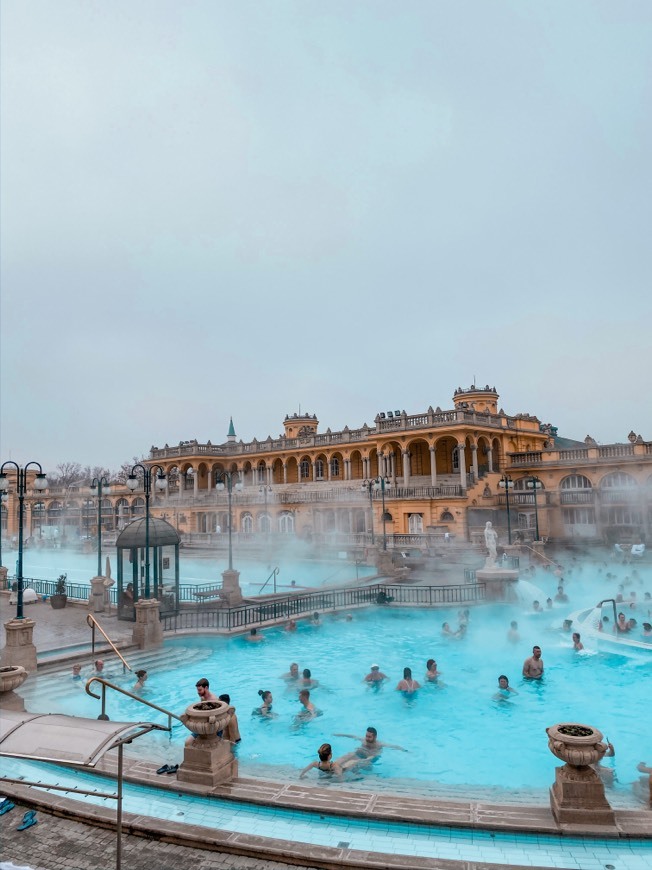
[600,472,636,488]
[315,459,324,480]
[561,475,592,489]
[241,513,253,534]
[258,513,271,534]
[257,462,267,484]
[440,510,454,522]
[330,457,340,478]
[300,460,311,480]
[408,514,423,533]
[278,511,295,534]
[132,497,145,517]
[452,447,459,471]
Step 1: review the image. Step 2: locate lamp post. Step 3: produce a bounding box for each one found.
[0,491,8,567]
[360,480,376,544]
[90,476,111,578]
[217,471,243,571]
[0,462,48,618]
[126,464,166,598]
[498,474,514,544]
[259,485,272,541]
[527,476,543,542]
[364,477,391,551]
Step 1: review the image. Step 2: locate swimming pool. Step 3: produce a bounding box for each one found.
[19,548,374,596]
[3,756,651,869]
[21,566,652,797]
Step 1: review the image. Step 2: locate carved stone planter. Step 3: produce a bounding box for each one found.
[0,664,28,711]
[0,664,28,694]
[180,700,232,739]
[178,700,237,787]
[546,722,615,827]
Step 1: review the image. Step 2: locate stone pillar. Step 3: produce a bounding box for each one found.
[402,451,410,487]
[378,453,385,477]
[458,444,466,490]
[1,618,37,673]
[471,445,479,481]
[132,599,163,649]
[375,549,394,576]
[283,463,288,484]
[430,446,437,487]
[487,447,494,473]
[193,470,199,497]
[89,576,106,613]
[221,569,243,607]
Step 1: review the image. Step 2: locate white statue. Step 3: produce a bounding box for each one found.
[484,521,498,568]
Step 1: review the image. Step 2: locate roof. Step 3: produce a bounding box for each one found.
[115,517,180,548]
[0,711,166,767]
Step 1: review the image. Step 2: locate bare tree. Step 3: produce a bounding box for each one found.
[81,465,113,485]
[114,457,145,484]
[48,462,85,489]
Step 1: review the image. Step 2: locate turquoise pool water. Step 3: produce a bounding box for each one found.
[3,757,651,869]
[21,568,652,793]
[20,549,372,595]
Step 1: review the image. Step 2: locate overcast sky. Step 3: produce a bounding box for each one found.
[1,1,650,473]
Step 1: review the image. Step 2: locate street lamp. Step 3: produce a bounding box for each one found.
[90,476,111,578]
[498,474,514,544]
[360,480,376,544]
[526,476,543,541]
[0,491,8,567]
[216,471,243,571]
[0,461,48,618]
[259,485,272,540]
[363,477,391,551]
[126,464,166,598]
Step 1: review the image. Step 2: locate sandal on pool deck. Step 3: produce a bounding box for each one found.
[156,764,170,775]
[17,810,38,831]
[165,764,179,775]
[0,801,15,815]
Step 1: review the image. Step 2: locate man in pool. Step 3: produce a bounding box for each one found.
[363,664,388,684]
[196,678,217,701]
[522,646,544,680]
[507,621,520,644]
[281,662,300,681]
[333,727,407,771]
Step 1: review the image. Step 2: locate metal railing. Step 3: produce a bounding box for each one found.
[160,582,487,632]
[86,677,183,731]
[86,614,132,672]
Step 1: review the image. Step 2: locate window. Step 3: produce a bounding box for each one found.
[605,507,642,526]
[315,460,324,480]
[300,460,311,480]
[561,475,592,490]
[241,513,253,534]
[518,512,536,530]
[408,514,423,533]
[257,463,266,484]
[601,473,636,489]
[440,510,454,522]
[258,513,271,534]
[330,457,340,477]
[278,512,294,534]
[562,508,596,525]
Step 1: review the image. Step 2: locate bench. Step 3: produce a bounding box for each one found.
[194,587,223,603]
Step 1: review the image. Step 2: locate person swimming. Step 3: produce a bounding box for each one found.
[493,674,517,701]
[253,689,275,718]
[299,743,342,779]
[395,667,420,695]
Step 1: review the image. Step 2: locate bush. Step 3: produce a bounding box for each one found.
[55,573,67,596]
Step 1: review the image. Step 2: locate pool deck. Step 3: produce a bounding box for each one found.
[1,586,651,870]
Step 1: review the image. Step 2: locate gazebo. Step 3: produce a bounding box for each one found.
[115,518,180,620]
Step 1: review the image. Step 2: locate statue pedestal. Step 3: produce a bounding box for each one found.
[374,550,394,577]
[178,736,238,787]
[89,576,106,613]
[221,569,243,607]
[550,766,615,826]
[132,599,163,649]
[1,618,38,673]
[476,568,519,601]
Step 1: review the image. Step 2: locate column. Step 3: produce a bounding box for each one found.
[458,444,466,491]
[327,457,332,481]
[430,446,437,487]
[283,463,288,484]
[344,458,350,481]
[311,461,316,482]
[402,450,410,487]
[378,453,385,477]
[487,447,494,473]
[193,469,199,497]
[471,444,479,481]
[267,466,273,486]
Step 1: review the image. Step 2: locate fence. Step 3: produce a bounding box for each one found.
[160,582,486,632]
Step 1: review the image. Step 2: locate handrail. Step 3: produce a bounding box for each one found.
[258,566,280,594]
[85,676,184,731]
[519,543,556,566]
[86,614,133,674]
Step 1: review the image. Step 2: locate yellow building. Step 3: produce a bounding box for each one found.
[2,385,651,550]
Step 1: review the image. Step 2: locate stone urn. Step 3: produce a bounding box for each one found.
[0,664,28,712]
[546,722,607,769]
[180,700,232,740]
[178,700,237,788]
[546,722,615,826]
[0,664,28,694]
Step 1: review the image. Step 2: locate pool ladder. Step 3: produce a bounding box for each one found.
[85,676,183,733]
[86,614,131,674]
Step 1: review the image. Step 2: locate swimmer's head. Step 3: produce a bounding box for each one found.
[403,667,412,679]
[365,726,378,742]
[318,743,332,762]
[498,675,509,688]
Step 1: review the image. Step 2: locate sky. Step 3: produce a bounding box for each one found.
[1,1,651,473]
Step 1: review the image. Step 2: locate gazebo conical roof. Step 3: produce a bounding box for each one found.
[115,518,180,548]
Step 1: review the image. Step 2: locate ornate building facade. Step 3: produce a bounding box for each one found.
[2,385,651,549]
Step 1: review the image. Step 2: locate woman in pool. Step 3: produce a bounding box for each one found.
[425,659,441,682]
[493,674,517,702]
[254,689,275,718]
[299,743,342,779]
[396,667,420,695]
[133,669,148,692]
